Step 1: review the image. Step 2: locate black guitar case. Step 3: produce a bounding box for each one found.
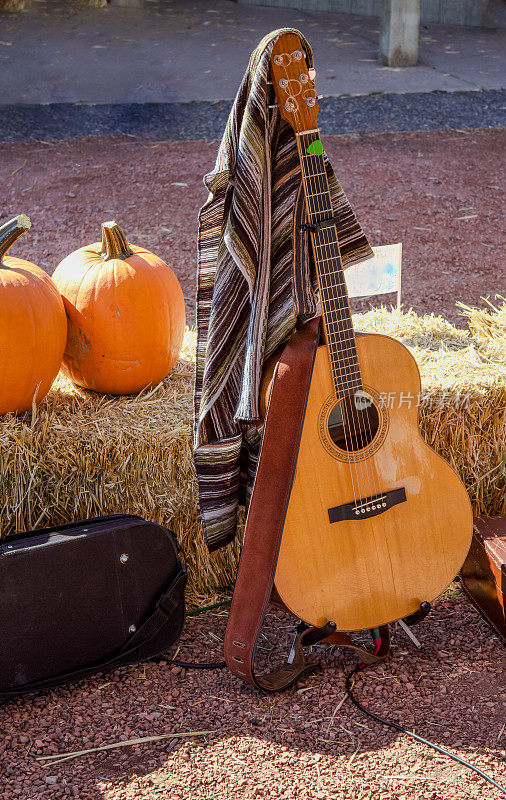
[0,514,186,697]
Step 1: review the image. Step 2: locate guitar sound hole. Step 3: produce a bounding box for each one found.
[328,392,380,452]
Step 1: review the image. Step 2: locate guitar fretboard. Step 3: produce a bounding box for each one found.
[296,129,363,397]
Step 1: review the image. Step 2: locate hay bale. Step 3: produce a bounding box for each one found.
[1,304,504,596]
[0,330,240,597]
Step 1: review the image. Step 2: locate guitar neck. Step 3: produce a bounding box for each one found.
[296,129,363,398]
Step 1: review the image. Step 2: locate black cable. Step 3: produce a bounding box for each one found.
[165,658,226,670]
[346,666,506,796]
[149,652,226,669]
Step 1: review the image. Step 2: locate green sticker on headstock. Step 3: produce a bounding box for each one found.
[306,139,324,156]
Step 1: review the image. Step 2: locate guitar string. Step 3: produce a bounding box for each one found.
[298,132,383,507]
[297,119,384,507]
[276,53,369,508]
[275,52,365,508]
[299,140,379,461]
[291,78,376,508]
[298,134,373,508]
[277,50,384,511]
[296,122,378,498]
[306,137,385,508]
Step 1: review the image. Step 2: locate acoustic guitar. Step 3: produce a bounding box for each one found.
[268,33,472,632]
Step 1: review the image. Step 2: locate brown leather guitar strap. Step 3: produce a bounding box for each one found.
[224,317,390,692]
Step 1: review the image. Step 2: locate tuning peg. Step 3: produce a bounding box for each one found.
[268,104,278,109]
[309,68,316,80]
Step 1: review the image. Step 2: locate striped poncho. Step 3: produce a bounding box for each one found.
[194,29,373,552]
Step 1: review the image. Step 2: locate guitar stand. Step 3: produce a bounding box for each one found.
[403,601,431,626]
[398,602,431,649]
[288,604,431,666]
[287,620,337,664]
[287,619,391,668]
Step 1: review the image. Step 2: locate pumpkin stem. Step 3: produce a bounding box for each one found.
[0,214,31,265]
[101,221,133,261]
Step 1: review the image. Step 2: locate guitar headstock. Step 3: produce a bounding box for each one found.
[270,32,318,134]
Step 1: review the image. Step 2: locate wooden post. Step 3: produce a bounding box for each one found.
[379,0,420,67]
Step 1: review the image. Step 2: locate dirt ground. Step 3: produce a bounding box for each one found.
[0,585,505,800]
[1,127,504,326]
[0,128,505,800]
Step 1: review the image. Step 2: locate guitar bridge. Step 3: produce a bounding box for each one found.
[328,488,407,523]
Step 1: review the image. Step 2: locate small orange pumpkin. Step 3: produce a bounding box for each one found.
[52,221,186,395]
[0,215,67,415]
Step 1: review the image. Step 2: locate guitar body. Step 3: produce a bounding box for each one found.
[272,332,473,631]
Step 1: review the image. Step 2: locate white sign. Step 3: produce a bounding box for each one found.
[344,243,402,309]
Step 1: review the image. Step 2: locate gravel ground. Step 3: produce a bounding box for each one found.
[1,127,504,325]
[0,127,505,799]
[0,584,505,800]
[1,90,505,142]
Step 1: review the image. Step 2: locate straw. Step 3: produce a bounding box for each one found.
[1,303,504,597]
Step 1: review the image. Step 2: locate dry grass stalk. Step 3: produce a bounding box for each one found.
[37,729,214,766]
[1,305,504,597]
[456,295,506,360]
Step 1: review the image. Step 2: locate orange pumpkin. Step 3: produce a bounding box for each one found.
[52,221,186,395]
[0,214,67,415]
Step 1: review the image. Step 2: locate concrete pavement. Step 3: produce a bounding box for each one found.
[0,0,504,140]
[1,0,505,104]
